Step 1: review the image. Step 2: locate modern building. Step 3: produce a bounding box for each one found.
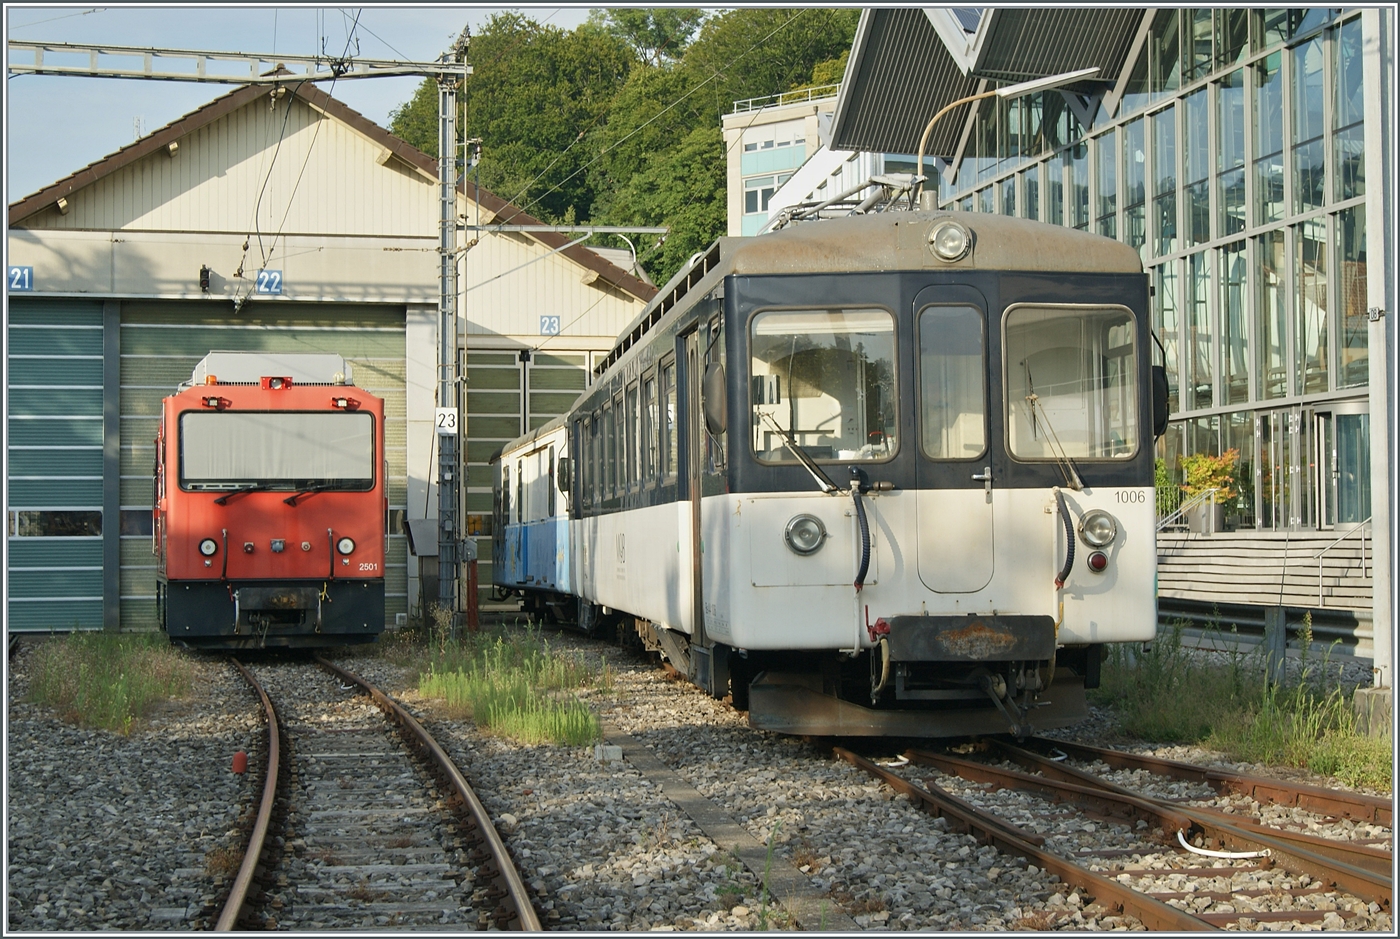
[6,79,655,633]
[741,9,1393,666]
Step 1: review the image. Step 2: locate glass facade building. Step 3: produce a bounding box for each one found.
[936,9,1374,532]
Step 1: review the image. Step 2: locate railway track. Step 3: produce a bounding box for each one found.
[216,657,538,931]
[840,737,1392,931]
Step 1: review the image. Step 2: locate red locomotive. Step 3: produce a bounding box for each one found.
[155,352,386,649]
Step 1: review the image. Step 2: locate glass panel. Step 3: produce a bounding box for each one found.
[1123,119,1145,255]
[1005,305,1138,460]
[1047,159,1064,226]
[919,305,985,459]
[661,361,677,477]
[1295,219,1329,395]
[179,412,373,487]
[1188,8,1213,81]
[1319,411,1335,527]
[1152,105,1176,255]
[1296,408,1316,529]
[1225,411,1255,528]
[749,308,897,463]
[1069,141,1089,230]
[1000,175,1016,216]
[959,195,973,212]
[1186,251,1213,409]
[1334,17,1365,200]
[1217,10,1249,69]
[1126,204,1146,260]
[1256,230,1288,399]
[1220,241,1249,405]
[1334,124,1366,202]
[1095,129,1117,237]
[1218,71,1246,235]
[1184,89,1208,183]
[1023,167,1039,220]
[1292,38,1325,214]
[1336,413,1371,524]
[1337,206,1368,388]
[1254,52,1284,224]
[1151,9,1181,100]
[1121,39,1150,116]
[1154,263,1180,413]
[8,510,102,537]
[979,186,994,213]
[1191,414,1220,456]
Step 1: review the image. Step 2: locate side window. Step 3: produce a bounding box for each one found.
[603,401,616,496]
[515,460,524,523]
[625,382,639,488]
[643,373,658,483]
[661,359,677,479]
[548,445,556,517]
[501,463,511,528]
[918,305,987,459]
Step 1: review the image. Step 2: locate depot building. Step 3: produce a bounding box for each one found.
[5,79,655,633]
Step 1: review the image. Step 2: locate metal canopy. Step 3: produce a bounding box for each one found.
[829,8,1138,158]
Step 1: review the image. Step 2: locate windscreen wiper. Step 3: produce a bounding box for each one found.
[283,483,348,506]
[212,483,271,505]
[758,411,840,493]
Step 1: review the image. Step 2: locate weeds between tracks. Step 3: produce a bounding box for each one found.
[385,615,611,746]
[1092,617,1390,790]
[24,631,194,734]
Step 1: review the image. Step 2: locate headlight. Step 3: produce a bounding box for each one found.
[928,220,971,261]
[784,515,827,555]
[336,537,356,555]
[199,538,218,556]
[1078,510,1117,548]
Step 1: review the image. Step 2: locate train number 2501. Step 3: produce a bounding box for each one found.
[359,562,379,571]
[1115,490,1147,504]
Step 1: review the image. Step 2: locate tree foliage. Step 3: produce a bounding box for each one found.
[388,8,859,285]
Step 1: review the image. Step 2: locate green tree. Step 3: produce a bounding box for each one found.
[589,8,706,66]
[387,8,860,285]
[390,13,633,224]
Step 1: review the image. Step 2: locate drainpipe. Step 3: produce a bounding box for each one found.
[1358,7,1393,731]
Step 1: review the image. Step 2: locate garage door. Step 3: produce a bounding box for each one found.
[118,301,408,629]
[7,298,106,631]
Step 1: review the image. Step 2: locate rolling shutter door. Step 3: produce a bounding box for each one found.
[118,301,408,628]
[7,298,106,631]
[463,349,589,603]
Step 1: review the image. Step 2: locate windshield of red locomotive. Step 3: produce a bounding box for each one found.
[178,411,375,489]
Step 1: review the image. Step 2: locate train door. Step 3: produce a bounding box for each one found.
[677,330,703,639]
[912,285,995,592]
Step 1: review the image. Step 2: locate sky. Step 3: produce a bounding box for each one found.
[3,4,597,201]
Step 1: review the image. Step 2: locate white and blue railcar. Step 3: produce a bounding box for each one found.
[492,210,1168,737]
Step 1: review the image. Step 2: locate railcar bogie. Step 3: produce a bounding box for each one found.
[493,211,1164,736]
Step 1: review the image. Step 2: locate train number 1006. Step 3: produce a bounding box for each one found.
[1115,490,1148,504]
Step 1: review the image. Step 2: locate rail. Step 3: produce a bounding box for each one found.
[217,659,281,931]
[316,656,541,931]
[1157,487,1218,533]
[731,83,840,113]
[1312,517,1370,607]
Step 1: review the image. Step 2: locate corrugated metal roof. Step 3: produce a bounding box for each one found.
[974,8,1143,83]
[831,7,1141,157]
[832,8,980,157]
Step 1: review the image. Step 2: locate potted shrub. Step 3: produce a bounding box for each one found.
[1179,448,1238,533]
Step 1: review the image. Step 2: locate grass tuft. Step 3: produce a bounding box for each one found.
[414,625,608,746]
[25,631,194,735]
[1092,619,1390,792]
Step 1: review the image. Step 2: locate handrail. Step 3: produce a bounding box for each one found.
[731,83,840,113]
[1156,488,1217,533]
[1312,516,1370,607]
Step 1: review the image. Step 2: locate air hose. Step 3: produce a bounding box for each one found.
[851,480,870,591]
[1054,488,1074,588]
